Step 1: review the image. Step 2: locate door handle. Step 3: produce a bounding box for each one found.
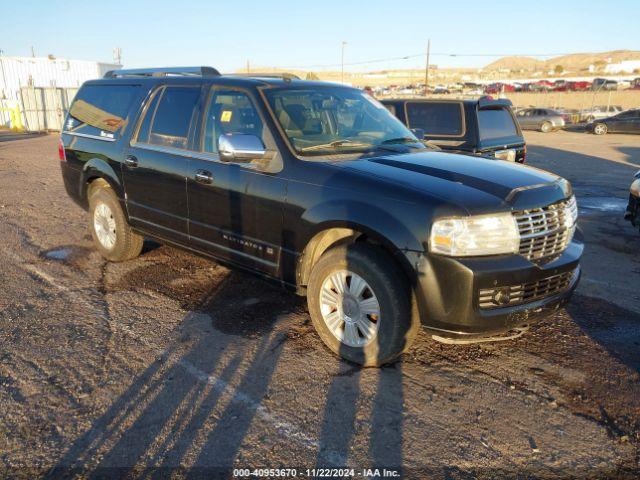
[195,169,213,184]
[124,155,138,168]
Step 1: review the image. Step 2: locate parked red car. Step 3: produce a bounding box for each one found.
[553,81,591,92]
[484,83,515,94]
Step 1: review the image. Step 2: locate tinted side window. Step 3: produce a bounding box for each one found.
[406,102,463,136]
[66,84,137,139]
[135,88,163,144]
[478,108,519,141]
[202,89,264,154]
[148,86,200,149]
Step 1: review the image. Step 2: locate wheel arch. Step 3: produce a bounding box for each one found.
[296,221,417,290]
[81,158,124,206]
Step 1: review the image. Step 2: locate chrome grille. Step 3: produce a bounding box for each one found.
[478,268,579,309]
[514,196,577,263]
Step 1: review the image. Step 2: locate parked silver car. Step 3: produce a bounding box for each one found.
[515,108,565,133]
[582,105,624,122]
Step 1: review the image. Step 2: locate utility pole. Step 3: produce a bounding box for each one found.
[424,39,431,95]
[341,41,347,84]
[31,46,35,58]
[246,59,250,74]
[113,47,122,65]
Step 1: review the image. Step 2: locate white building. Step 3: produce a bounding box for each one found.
[0,56,121,131]
[604,60,640,74]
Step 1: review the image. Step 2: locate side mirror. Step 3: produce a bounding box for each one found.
[218,133,266,162]
[410,128,426,139]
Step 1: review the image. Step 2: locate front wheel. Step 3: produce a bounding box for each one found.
[540,121,553,133]
[307,243,418,366]
[593,123,608,135]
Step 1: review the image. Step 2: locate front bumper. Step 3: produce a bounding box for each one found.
[408,234,583,339]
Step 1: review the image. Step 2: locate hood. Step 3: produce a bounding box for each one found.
[333,150,568,214]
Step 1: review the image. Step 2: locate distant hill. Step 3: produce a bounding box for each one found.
[484,56,545,72]
[484,50,640,72]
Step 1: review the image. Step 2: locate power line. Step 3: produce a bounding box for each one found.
[277,51,582,70]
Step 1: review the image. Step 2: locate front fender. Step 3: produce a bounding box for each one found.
[302,199,425,253]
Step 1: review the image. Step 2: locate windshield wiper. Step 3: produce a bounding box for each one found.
[380,137,420,145]
[299,140,373,152]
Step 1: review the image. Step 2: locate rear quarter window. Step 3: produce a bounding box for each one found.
[406,102,463,136]
[478,108,520,141]
[66,84,137,139]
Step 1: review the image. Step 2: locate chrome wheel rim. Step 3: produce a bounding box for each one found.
[93,203,117,250]
[319,269,380,347]
[594,124,606,134]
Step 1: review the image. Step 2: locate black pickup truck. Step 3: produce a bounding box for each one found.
[59,67,581,366]
[382,97,527,163]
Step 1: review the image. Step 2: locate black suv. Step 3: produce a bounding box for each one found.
[382,97,526,163]
[59,67,582,366]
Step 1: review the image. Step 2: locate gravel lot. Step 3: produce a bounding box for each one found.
[1,130,639,478]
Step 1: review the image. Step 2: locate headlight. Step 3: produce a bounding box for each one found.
[430,212,520,256]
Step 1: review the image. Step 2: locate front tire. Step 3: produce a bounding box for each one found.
[307,243,418,366]
[88,184,143,262]
[540,121,553,133]
[593,123,608,135]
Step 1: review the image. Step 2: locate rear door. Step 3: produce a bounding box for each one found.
[610,111,638,133]
[124,84,202,243]
[630,112,640,134]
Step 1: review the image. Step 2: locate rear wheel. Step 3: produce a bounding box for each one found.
[88,184,143,262]
[540,121,553,133]
[593,123,608,135]
[307,243,418,366]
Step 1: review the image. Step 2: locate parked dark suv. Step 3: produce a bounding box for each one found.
[381,97,526,163]
[59,67,582,366]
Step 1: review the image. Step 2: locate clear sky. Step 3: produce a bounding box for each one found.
[2,0,639,72]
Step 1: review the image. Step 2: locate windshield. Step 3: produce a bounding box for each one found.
[263,86,422,156]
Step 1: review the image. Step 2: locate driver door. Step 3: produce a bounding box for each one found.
[186,86,286,277]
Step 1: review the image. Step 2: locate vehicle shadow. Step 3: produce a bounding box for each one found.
[314,245,411,473]
[46,247,410,475]
[45,269,299,478]
[616,146,640,166]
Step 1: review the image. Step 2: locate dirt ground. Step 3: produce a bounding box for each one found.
[0,130,639,478]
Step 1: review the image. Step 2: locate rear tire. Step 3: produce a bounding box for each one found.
[540,121,553,133]
[593,123,608,135]
[307,243,418,366]
[88,184,143,262]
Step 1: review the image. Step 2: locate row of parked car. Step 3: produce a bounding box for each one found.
[512,106,640,135]
[484,77,640,94]
[372,77,640,97]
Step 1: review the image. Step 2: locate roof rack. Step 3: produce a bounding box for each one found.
[104,66,221,78]
[228,72,300,81]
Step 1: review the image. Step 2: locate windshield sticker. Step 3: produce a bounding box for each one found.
[220,110,233,122]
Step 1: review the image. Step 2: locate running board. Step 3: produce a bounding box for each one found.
[432,326,529,345]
